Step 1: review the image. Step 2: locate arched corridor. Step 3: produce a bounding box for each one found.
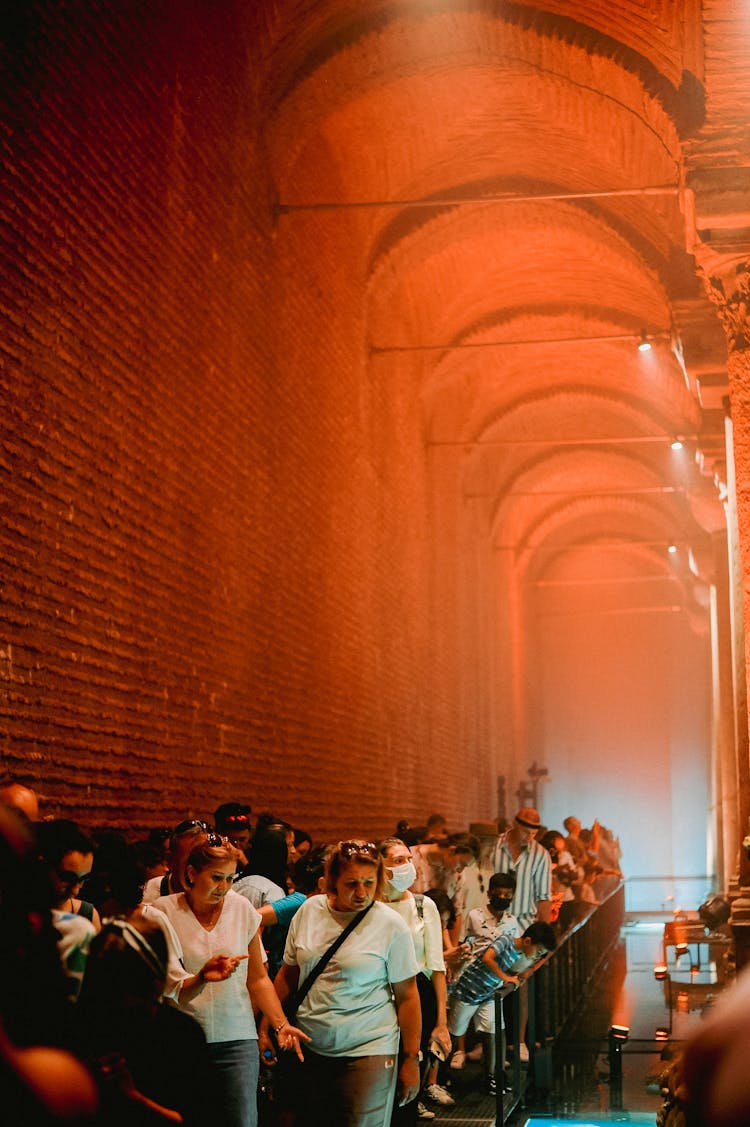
[2,1,750,916]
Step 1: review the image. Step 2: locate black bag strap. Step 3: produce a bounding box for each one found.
[294,900,374,1011]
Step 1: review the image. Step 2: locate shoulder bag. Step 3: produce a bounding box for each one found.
[284,899,374,1022]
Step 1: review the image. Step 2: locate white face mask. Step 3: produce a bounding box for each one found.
[387,860,417,893]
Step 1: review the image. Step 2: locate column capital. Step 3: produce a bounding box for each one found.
[702,261,750,354]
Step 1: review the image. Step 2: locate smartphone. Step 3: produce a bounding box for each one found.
[429,1038,448,1062]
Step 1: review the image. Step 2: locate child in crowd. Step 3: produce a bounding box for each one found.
[448,920,557,1095]
[449,872,519,1071]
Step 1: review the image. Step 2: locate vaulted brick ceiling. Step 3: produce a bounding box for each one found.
[267,0,734,624]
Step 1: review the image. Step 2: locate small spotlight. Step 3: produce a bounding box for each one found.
[637,330,652,352]
[654,964,668,981]
[655,1028,670,1042]
[667,544,678,555]
[675,942,689,958]
[609,1025,630,1042]
[670,438,684,451]
[690,964,700,976]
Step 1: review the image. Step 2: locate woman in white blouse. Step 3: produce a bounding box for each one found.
[379,837,452,1122]
[150,835,307,1127]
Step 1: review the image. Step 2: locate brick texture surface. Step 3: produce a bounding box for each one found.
[0,2,494,840]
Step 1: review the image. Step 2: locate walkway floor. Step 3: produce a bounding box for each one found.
[422,914,732,1127]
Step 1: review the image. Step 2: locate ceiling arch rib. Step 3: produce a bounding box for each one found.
[425,339,700,446]
[457,383,699,454]
[268,9,684,209]
[266,0,699,108]
[486,446,703,548]
[507,491,703,589]
[367,179,685,286]
[267,1,698,184]
[367,200,673,348]
[528,540,707,636]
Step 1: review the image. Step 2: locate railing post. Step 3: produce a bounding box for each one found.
[495,985,505,1125]
[607,1025,629,1110]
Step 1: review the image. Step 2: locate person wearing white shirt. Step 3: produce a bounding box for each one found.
[275,840,421,1127]
[151,834,307,1127]
[379,837,452,1121]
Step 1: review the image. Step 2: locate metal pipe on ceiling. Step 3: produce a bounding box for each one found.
[276,185,679,214]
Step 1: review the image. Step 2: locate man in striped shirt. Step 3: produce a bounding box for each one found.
[490,808,552,931]
[490,807,552,1063]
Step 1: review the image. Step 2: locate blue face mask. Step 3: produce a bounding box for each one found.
[387,860,417,894]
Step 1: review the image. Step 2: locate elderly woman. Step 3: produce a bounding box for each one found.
[378,837,451,1124]
[273,840,422,1127]
[149,834,307,1127]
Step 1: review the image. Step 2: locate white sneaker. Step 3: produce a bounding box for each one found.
[424,1084,455,1107]
[466,1043,483,1062]
[449,1049,466,1070]
[417,1103,436,1120]
[519,1043,530,1062]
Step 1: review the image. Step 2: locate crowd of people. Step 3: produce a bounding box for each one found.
[0,774,625,1127]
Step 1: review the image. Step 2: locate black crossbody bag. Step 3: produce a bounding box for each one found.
[284,900,374,1022]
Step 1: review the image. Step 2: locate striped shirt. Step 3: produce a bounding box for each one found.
[449,933,521,1004]
[490,835,552,930]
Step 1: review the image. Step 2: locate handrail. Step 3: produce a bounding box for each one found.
[494,882,626,1124]
[532,882,626,1045]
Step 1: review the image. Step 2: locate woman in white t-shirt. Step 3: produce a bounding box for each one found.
[275,840,422,1127]
[150,835,307,1127]
[378,837,452,1123]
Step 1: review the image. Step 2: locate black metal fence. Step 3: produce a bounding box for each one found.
[496,882,626,1124]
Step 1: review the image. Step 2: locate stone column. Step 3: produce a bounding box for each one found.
[703,260,750,968]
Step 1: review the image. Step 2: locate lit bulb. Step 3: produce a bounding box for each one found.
[637,329,652,352]
[671,438,683,451]
[668,544,677,555]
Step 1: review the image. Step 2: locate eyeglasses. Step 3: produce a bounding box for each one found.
[338,840,378,860]
[173,819,212,838]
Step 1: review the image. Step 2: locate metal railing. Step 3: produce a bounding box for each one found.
[495,882,626,1124]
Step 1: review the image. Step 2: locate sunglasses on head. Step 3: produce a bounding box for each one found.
[338,840,378,860]
[173,819,212,838]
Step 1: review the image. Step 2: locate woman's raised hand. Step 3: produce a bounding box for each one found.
[200,953,249,981]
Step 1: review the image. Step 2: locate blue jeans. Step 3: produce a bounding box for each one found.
[206,1039,259,1127]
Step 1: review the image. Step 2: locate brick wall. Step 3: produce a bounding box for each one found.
[0,2,497,840]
